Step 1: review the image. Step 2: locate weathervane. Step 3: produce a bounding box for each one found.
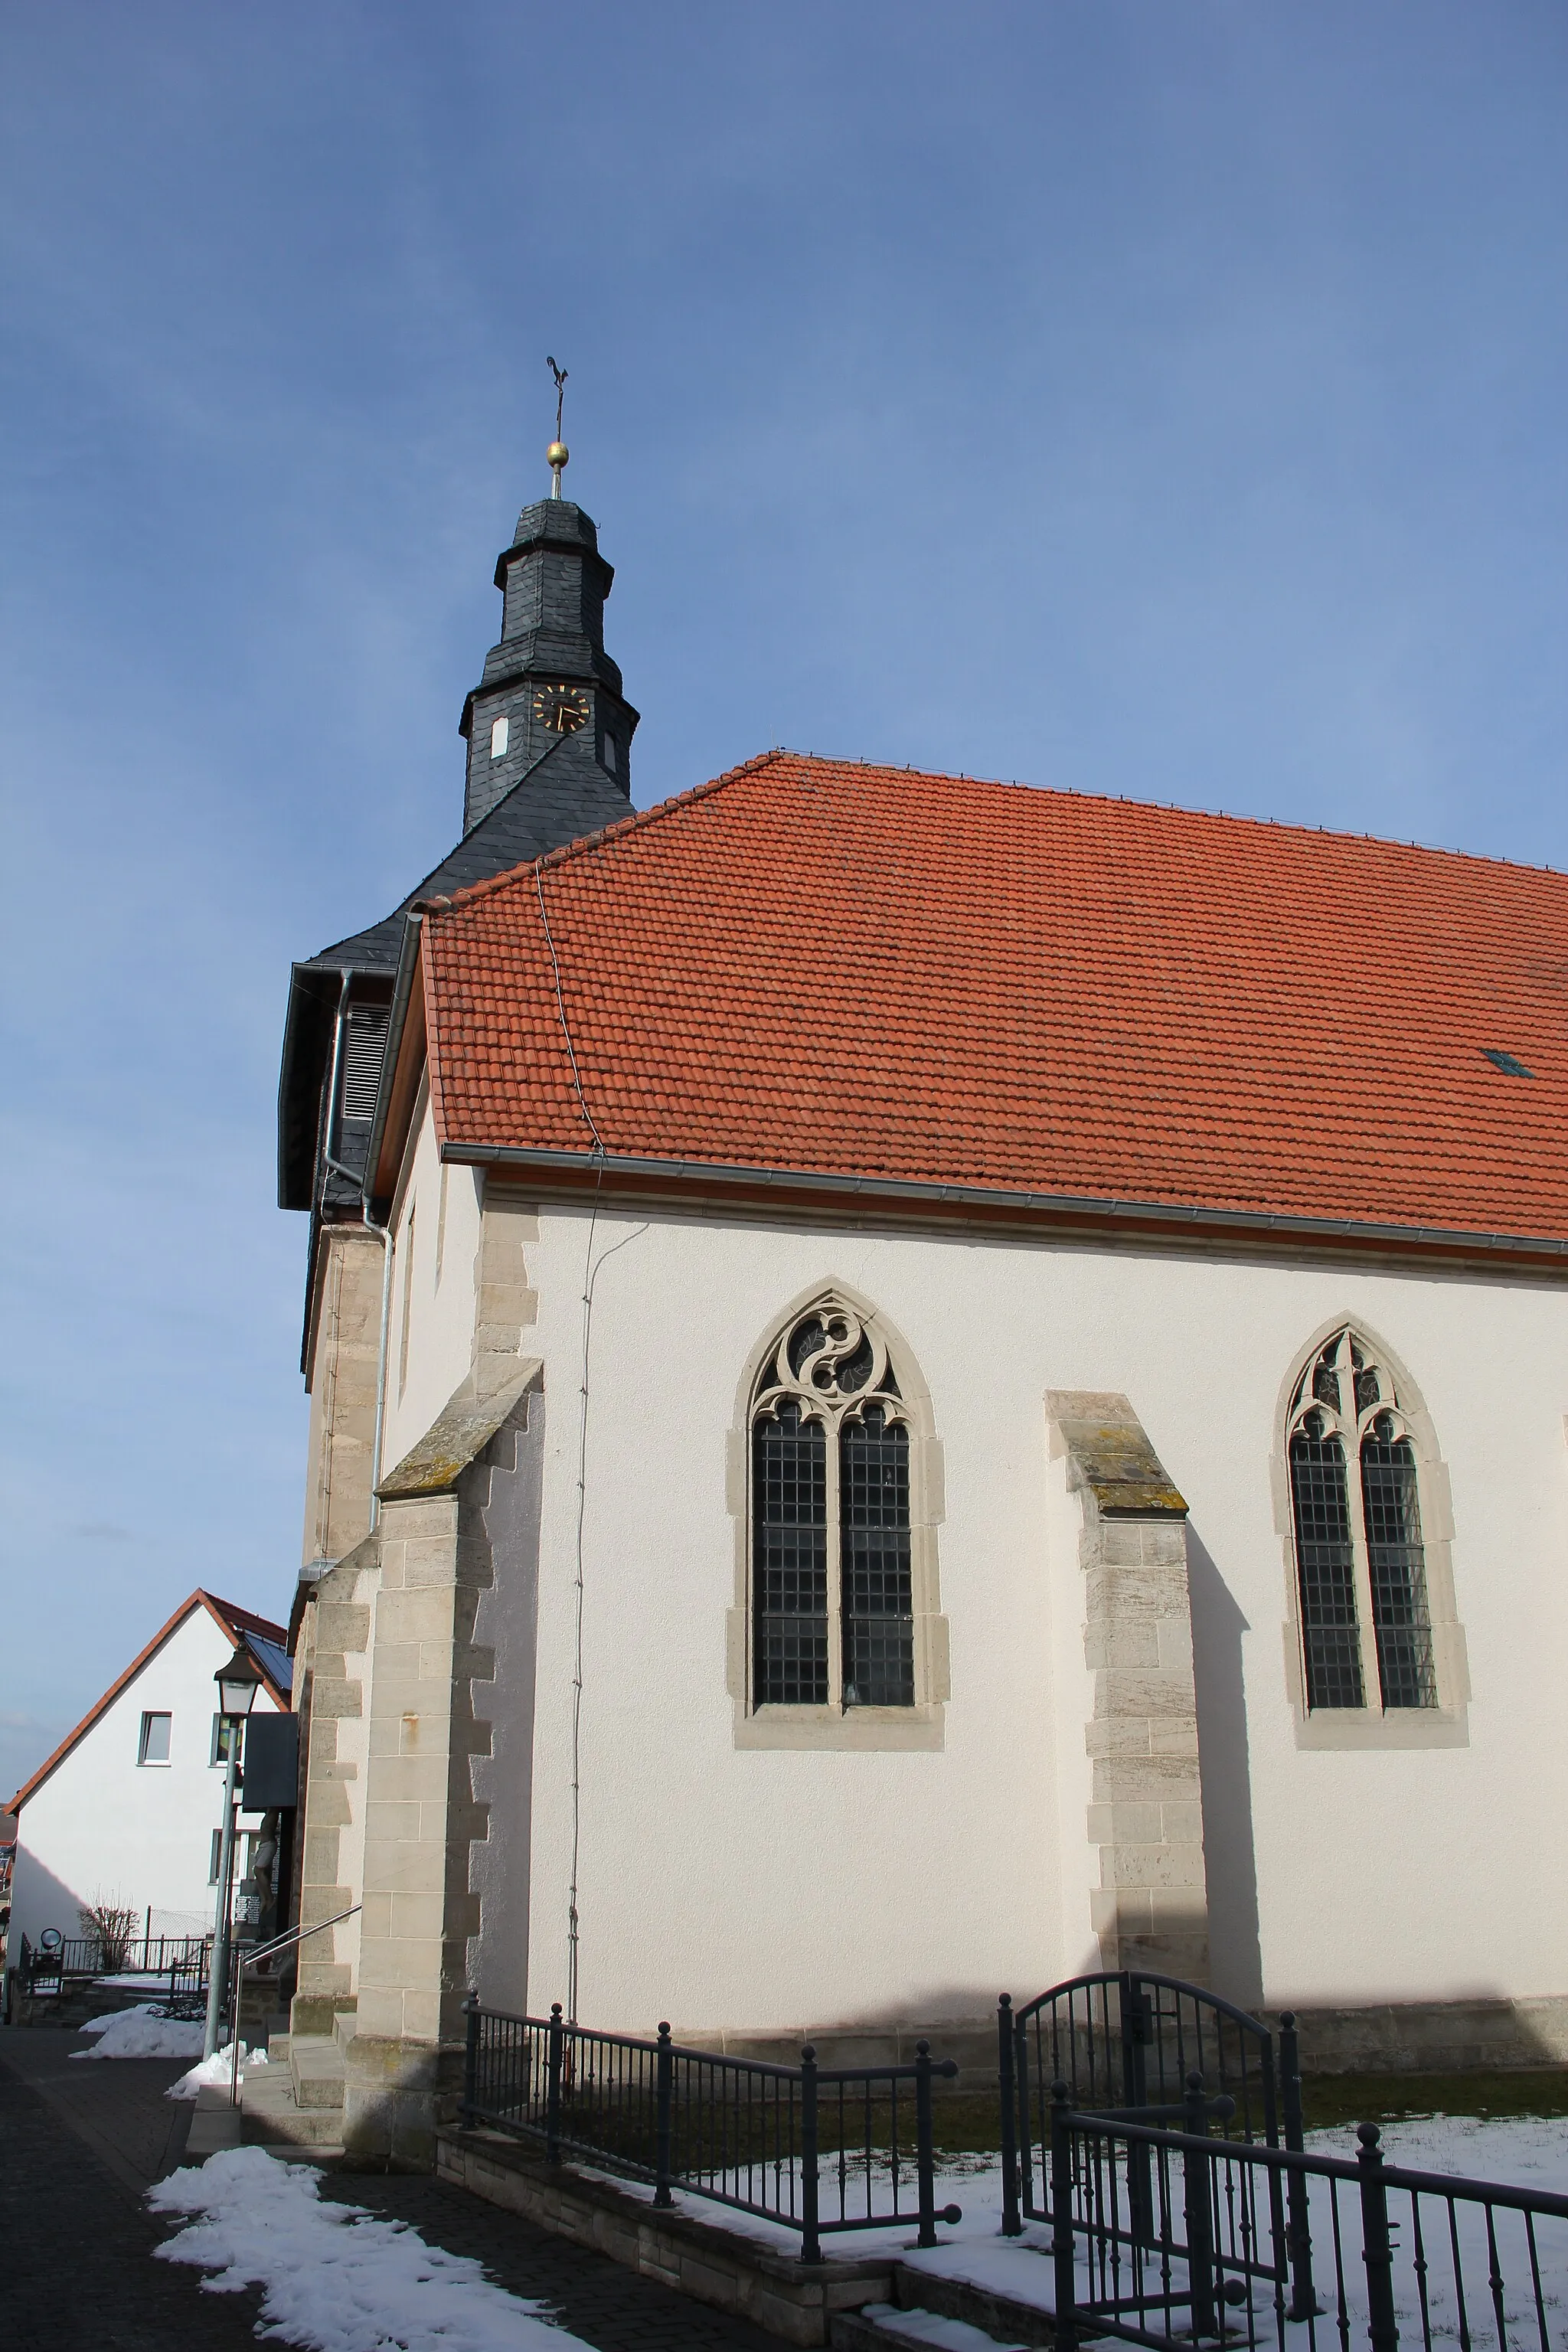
[547,356,569,498]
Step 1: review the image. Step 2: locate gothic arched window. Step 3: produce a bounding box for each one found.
[750,1296,919,1712]
[1285,1328,1439,1713]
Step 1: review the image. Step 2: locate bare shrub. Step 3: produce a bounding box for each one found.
[79,1897,139,1971]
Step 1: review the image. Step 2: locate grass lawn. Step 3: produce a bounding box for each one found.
[1298,2068,1568,2131]
[917,2070,1568,2156]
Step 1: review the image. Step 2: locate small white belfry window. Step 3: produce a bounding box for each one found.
[1286,1328,1436,1710]
[489,714,509,759]
[139,1710,172,1765]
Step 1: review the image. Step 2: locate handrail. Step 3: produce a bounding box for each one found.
[490,2007,939,2086]
[227,1904,361,2107]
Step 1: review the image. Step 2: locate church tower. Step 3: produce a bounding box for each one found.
[459,491,638,831]
[277,423,639,1570]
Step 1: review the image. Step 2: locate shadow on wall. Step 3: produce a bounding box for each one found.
[1187,1524,1264,2012]
[7,1844,90,1956]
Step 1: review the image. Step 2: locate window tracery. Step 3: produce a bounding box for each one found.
[1285,1328,1437,1712]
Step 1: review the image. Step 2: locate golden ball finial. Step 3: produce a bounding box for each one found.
[547,441,569,471]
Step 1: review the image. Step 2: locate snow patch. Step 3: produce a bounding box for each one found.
[71,2006,206,2061]
[861,2302,1028,2350]
[149,2148,591,2351]
[166,2042,268,2099]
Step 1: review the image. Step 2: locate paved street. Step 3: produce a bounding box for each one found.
[0,2023,783,2350]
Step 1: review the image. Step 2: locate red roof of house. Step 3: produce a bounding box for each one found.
[403,751,1568,1256]
[7,1593,289,1815]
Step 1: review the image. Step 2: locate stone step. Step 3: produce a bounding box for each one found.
[887,2266,1052,2351]
[242,2065,346,2153]
[832,2305,1029,2351]
[268,2030,292,2063]
[289,2034,346,2110]
[187,2083,244,2160]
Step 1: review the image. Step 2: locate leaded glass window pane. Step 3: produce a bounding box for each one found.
[753,1401,828,1705]
[840,1406,913,1707]
[1289,1430,1364,1709]
[1361,1432,1436,1709]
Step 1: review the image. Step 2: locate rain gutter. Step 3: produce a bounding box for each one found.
[436,1139,1568,1270]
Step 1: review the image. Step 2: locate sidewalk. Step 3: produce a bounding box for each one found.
[0,2022,782,2351]
[0,2027,265,2350]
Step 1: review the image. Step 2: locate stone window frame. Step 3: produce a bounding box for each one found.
[1272,1317,1469,1750]
[726,1281,949,1751]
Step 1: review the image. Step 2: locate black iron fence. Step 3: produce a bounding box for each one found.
[462,1998,962,2263]
[1046,2078,1568,2352]
[18,1932,210,1988]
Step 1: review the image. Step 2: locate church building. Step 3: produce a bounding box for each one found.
[279,446,1568,2164]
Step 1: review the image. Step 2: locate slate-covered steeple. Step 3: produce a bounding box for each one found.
[459,495,638,831]
[277,459,641,1236]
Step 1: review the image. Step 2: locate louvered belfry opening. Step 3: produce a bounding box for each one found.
[750,1298,919,1713]
[341,1003,390,1125]
[1286,1331,1439,1713]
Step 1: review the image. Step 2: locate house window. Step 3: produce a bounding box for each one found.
[209,1828,224,1883]
[1285,1328,1441,1714]
[749,1296,920,1715]
[138,1711,172,1765]
[211,1715,243,1767]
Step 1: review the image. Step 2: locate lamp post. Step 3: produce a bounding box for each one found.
[203,1643,260,2058]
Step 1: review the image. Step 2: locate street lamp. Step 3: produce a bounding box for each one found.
[204,1644,260,2058]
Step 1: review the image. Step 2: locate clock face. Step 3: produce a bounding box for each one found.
[534,682,591,737]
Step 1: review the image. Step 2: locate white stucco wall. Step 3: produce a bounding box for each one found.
[380,1098,484,1478]
[10,1606,281,1952]
[495,1205,1568,2035]
[373,1148,1568,2037]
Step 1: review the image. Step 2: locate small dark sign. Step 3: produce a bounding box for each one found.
[240,1712,300,1813]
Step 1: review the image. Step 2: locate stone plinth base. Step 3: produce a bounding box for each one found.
[342,2031,465,2168]
[436,2126,895,2347]
[1267,1995,1568,2076]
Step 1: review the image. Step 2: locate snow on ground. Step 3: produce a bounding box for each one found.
[149,2148,595,2352]
[71,2005,206,2060]
[166,2042,269,2099]
[71,2008,270,2086]
[99,1969,196,1989]
[897,2115,1568,2347]
[594,2113,1568,2348]
[858,2302,1027,2351]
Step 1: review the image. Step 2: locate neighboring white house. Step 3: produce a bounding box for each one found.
[6,1591,289,1956]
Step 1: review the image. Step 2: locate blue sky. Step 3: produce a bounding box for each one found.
[2,2,1565,1802]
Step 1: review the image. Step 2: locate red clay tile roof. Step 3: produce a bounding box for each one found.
[415,752,1568,1247]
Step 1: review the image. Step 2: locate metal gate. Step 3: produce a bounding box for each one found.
[998,1971,1318,2321]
